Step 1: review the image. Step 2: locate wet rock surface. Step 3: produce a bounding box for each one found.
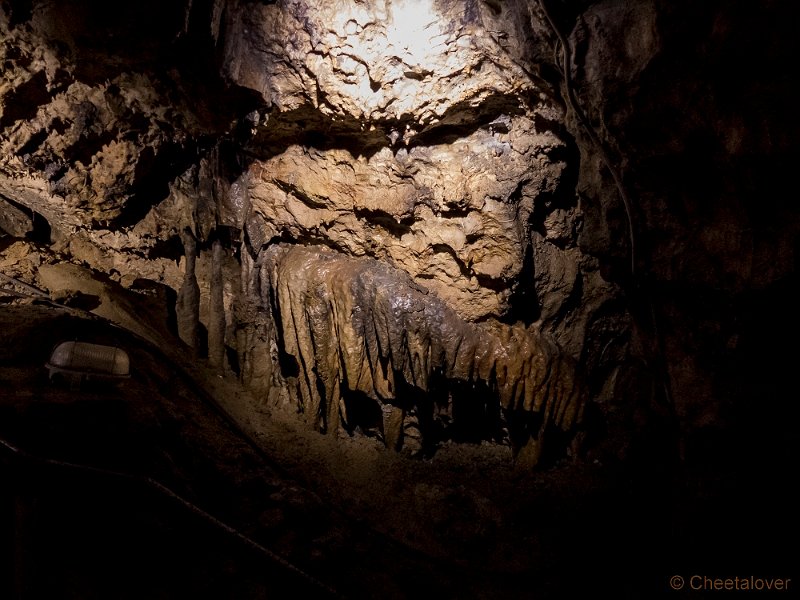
[259,244,585,465]
[1,0,798,596]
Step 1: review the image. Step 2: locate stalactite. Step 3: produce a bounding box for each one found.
[208,236,226,375]
[261,244,587,467]
[176,228,201,356]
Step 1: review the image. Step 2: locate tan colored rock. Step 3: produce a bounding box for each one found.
[222,0,531,126]
[259,244,586,466]
[1,1,609,466]
[216,1,577,325]
[246,111,567,321]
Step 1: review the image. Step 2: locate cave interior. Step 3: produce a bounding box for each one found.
[0,0,797,598]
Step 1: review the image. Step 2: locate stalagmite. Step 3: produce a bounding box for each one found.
[176,228,201,355]
[208,236,226,375]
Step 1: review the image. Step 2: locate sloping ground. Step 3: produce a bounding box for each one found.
[0,302,617,599]
[0,304,344,598]
[0,302,794,599]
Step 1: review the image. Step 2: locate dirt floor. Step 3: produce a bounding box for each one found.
[0,300,793,599]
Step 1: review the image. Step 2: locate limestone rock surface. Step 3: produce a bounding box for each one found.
[244,112,568,321]
[258,244,586,465]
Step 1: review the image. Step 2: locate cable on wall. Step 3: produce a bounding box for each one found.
[537,0,637,278]
[535,0,675,413]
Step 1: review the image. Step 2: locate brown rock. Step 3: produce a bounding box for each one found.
[259,244,586,466]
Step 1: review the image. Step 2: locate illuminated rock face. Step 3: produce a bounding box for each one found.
[242,116,569,322]
[0,0,593,465]
[7,1,794,469]
[218,1,590,462]
[222,0,531,124]
[258,244,586,462]
[224,0,570,322]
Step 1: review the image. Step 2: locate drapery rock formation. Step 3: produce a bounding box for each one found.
[2,0,798,476]
[259,244,585,463]
[1,0,595,467]
[241,117,569,323]
[219,0,595,465]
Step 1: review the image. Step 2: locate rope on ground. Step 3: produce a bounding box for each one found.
[0,435,343,599]
[0,272,48,297]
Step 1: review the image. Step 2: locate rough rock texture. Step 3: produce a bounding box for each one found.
[222,0,534,125]
[258,244,585,464]
[2,1,798,596]
[0,0,256,284]
[1,0,798,478]
[220,0,582,324]
[243,120,569,322]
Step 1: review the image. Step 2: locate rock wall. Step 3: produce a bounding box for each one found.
[2,0,797,469]
[219,0,601,465]
[547,0,799,466]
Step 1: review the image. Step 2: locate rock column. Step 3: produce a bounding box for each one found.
[208,236,226,375]
[176,228,201,356]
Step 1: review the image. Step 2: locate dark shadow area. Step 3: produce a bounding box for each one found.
[243,93,530,162]
[0,71,49,130]
[507,244,540,325]
[1,445,335,600]
[109,142,199,229]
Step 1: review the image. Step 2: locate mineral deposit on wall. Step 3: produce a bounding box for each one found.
[0,0,645,467]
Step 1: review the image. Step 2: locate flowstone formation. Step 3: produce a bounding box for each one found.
[2,0,620,468]
[258,245,586,464]
[221,0,592,464]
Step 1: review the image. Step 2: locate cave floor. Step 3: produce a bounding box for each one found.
[0,302,788,599]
